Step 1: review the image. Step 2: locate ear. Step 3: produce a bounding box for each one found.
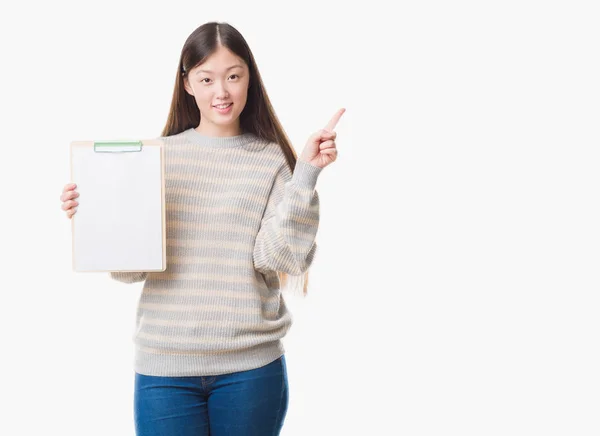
[183,77,194,96]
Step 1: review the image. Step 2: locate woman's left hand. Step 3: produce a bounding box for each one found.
[299,108,345,169]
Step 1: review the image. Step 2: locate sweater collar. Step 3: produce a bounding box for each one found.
[183,128,256,149]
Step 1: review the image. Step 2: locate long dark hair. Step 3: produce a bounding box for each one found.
[161,22,312,296]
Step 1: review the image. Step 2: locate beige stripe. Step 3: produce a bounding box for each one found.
[141,316,283,329]
[167,152,286,163]
[165,223,315,243]
[288,229,316,242]
[249,216,317,241]
[150,273,263,283]
[290,216,319,226]
[166,239,248,250]
[166,161,277,175]
[137,331,281,345]
[175,178,272,187]
[167,256,249,267]
[139,302,274,315]
[166,221,257,236]
[165,238,310,255]
[168,151,283,166]
[137,344,257,356]
[176,187,266,197]
[168,203,263,219]
[143,287,279,304]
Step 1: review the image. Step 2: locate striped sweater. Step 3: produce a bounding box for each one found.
[110,127,321,376]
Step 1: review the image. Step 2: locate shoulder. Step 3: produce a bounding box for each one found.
[155,129,190,145]
[145,131,187,150]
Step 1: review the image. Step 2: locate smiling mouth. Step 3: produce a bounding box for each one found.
[213,103,233,109]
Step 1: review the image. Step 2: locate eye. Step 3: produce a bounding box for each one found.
[200,78,211,84]
[229,74,239,80]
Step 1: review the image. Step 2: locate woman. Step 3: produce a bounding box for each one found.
[60,21,344,436]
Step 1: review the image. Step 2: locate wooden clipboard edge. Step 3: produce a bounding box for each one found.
[70,138,167,273]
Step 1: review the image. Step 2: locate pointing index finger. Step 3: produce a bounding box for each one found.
[324,108,346,131]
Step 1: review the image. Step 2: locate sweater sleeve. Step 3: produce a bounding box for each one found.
[109,272,148,284]
[253,159,322,275]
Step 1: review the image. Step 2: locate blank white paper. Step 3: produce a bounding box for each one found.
[71,142,165,272]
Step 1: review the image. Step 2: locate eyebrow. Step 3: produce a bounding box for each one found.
[195,65,244,75]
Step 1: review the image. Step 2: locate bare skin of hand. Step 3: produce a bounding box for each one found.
[60,183,79,219]
[299,108,345,169]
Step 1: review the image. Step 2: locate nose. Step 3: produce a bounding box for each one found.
[215,80,230,100]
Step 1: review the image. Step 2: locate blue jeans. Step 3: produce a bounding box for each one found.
[134,355,289,436]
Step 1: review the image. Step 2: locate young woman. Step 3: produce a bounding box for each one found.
[60,21,344,436]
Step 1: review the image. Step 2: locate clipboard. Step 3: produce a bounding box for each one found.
[70,138,166,273]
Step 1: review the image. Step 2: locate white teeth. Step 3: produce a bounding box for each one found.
[214,103,232,109]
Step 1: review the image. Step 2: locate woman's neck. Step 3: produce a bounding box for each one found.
[195,121,242,137]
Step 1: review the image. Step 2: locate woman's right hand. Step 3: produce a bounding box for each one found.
[61,183,79,219]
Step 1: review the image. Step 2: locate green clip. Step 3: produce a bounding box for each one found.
[94,140,143,152]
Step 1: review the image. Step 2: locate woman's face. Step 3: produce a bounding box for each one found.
[184,45,250,135]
